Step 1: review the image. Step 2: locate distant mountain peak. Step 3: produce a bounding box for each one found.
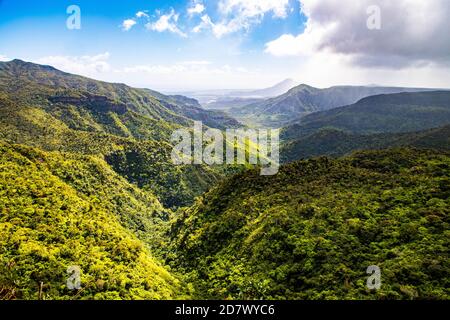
[276,78,296,86]
[235,78,298,98]
[233,83,440,128]
[293,83,317,90]
[1,58,59,72]
[269,78,297,90]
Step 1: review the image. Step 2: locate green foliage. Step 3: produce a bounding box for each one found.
[0,59,239,208]
[282,91,450,140]
[0,142,184,300]
[105,141,222,209]
[171,149,450,300]
[281,126,450,163]
[232,84,436,128]
[1,60,449,301]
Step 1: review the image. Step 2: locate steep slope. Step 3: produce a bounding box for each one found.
[281,125,450,163]
[282,91,450,141]
[142,89,241,129]
[234,85,438,127]
[0,59,240,131]
[0,92,224,208]
[0,141,183,300]
[171,149,450,300]
[0,60,243,208]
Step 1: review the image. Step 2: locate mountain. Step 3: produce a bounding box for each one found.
[0,59,241,131]
[229,78,298,98]
[282,91,450,141]
[0,60,251,299]
[170,148,450,299]
[1,59,449,301]
[142,89,242,129]
[0,141,184,299]
[0,59,242,208]
[177,79,298,111]
[233,84,439,128]
[281,125,450,163]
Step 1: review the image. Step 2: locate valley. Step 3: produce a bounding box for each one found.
[0,60,449,300]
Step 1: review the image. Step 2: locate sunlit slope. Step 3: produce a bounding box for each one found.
[0,141,184,300]
[171,149,450,300]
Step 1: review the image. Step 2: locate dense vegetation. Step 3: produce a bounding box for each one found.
[232,84,432,128]
[0,60,243,208]
[281,125,450,163]
[282,91,450,140]
[0,142,183,299]
[1,60,449,300]
[171,149,449,299]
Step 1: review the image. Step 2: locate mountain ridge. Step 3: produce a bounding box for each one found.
[281,90,450,141]
[0,59,242,209]
[233,84,441,128]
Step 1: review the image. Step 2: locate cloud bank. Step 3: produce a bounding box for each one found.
[194,0,290,38]
[266,0,450,68]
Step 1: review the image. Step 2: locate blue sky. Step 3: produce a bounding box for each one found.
[1,0,449,91]
[0,0,308,90]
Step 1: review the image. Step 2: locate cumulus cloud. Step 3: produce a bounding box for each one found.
[121,11,150,31]
[188,1,205,16]
[36,52,111,77]
[194,0,290,38]
[121,19,137,31]
[266,0,450,68]
[146,9,187,37]
[136,11,149,18]
[219,0,290,19]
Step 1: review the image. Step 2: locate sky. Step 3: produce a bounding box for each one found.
[0,0,449,91]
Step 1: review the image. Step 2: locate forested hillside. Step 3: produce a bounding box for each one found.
[1,60,449,301]
[282,91,450,141]
[232,84,435,128]
[0,142,183,299]
[0,60,242,208]
[281,125,450,163]
[171,149,450,299]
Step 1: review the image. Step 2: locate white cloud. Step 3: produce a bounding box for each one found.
[193,13,252,38]
[146,9,187,37]
[122,61,247,76]
[123,65,188,75]
[136,11,149,18]
[266,0,450,68]
[121,11,149,31]
[180,60,212,66]
[219,0,290,19]
[192,14,213,33]
[117,61,261,90]
[193,0,290,38]
[121,19,137,31]
[35,52,111,77]
[188,1,205,16]
[0,54,10,62]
